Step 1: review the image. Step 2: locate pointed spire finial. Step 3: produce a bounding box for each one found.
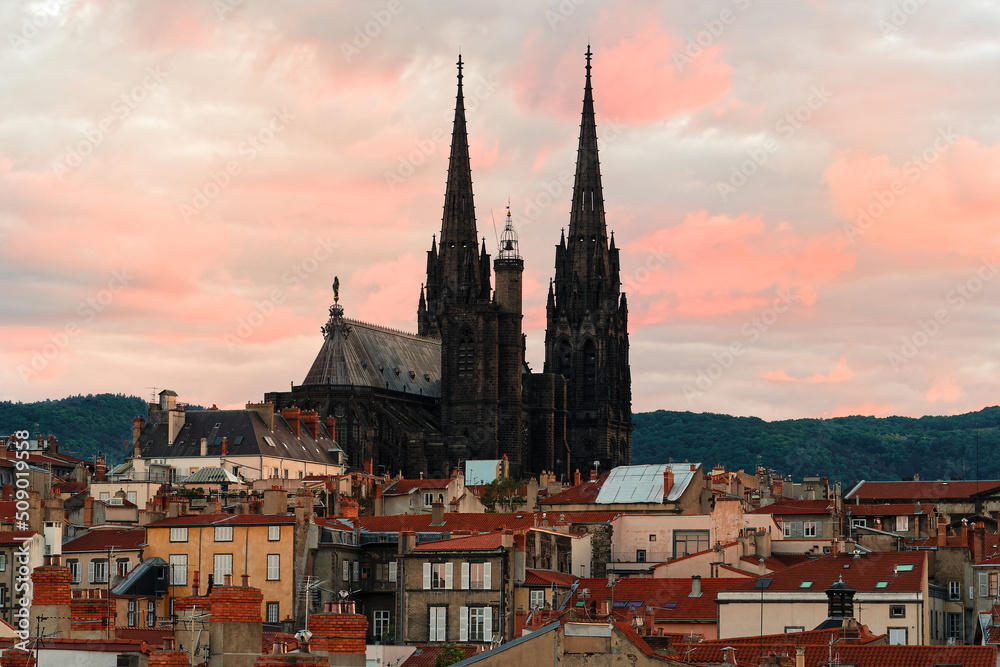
[457,53,464,84]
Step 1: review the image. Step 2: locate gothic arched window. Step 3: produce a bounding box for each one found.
[557,339,573,377]
[458,328,475,379]
[583,339,597,405]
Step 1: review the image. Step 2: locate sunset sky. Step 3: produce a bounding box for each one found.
[2,1,999,421]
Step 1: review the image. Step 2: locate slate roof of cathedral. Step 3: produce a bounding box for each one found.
[303,315,442,397]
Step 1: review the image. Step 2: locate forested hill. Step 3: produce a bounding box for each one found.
[0,394,148,465]
[633,407,1000,483]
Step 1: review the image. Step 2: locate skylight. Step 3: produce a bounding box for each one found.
[875,581,889,589]
[895,564,914,572]
[799,581,813,589]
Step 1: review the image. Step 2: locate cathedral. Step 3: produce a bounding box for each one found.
[265,48,631,480]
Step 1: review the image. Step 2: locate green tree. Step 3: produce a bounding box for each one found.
[479,476,526,513]
[434,643,465,667]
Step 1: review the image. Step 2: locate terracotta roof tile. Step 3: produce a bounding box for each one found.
[848,480,1000,502]
[412,533,504,551]
[63,527,145,553]
[0,530,38,545]
[524,569,579,587]
[537,474,609,506]
[846,502,936,516]
[147,513,295,527]
[721,552,925,594]
[568,577,730,621]
[400,645,478,667]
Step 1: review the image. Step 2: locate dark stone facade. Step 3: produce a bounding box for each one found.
[267,51,631,479]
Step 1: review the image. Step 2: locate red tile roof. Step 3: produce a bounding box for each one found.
[738,555,802,573]
[147,513,295,527]
[0,501,15,522]
[801,644,994,667]
[846,502,936,516]
[721,551,926,594]
[569,577,729,621]
[537,474,609,506]
[412,533,504,551]
[400,645,479,667]
[524,569,579,587]
[0,530,38,546]
[748,499,833,515]
[63,527,146,553]
[53,481,89,494]
[847,480,1000,502]
[382,478,454,496]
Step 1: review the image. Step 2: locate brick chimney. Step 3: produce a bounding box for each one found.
[148,637,189,667]
[325,416,337,439]
[937,522,946,548]
[95,454,107,482]
[431,500,445,525]
[590,469,597,482]
[364,458,374,475]
[282,408,301,437]
[339,496,359,518]
[132,416,146,458]
[31,559,73,639]
[663,467,674,498]
[175,576,264,661]
[221,436,229,456]
[973,522,986,563]
[301,411,319,439]
[573,469,581,486]
[308,601,368,658]
[83,496,94,526]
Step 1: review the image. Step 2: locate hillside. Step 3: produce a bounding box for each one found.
[632,407,1000,483]
[0,393,148,465]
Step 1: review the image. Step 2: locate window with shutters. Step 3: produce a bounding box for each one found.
[353,560,360,582]
[127,600,137,627]
[803,522,817,538]
[214,553,233,578]
[389,561,397,582]
[429,606,446,642]
[117,558,131,578]
[267,554,280,581]
[980,572,989,597]
[90,559,108,584]
[67,559,81,584]
[991,572,999,597]
[343,559,350,582]
[169,554,187,585]
[169,527,188,542]
[215,525,234,542]
[465,562,489,590]
[268,525,281,541]
[432,563,450,589]
[461,606,492,643]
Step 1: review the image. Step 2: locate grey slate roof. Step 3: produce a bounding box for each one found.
[303,316,441,398]
[138,409,342,465]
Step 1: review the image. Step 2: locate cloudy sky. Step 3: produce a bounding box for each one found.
[1,0,999,421]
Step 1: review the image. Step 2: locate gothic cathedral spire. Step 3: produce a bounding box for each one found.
[544,46,632,475]
[419,55,486,337]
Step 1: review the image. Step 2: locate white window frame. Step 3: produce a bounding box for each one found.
[851,518,866,528]
[803,521,817,538]
[147,599,155,627]
[388,561,397,582]
[127,491,137,504]
[460,606,492,643]
[90,559,109,584]
[266,601,280,624]
[127,599,137,626]
[424,492,435,508]
[428,562,453,590]
[530,589,545,610]
[374,609,391,638]
[429,606,446,642]
[268,525,281,541]
[887,627,907,645]
[169,527,188,542]
[67,559,81,584]
[782,521,792,538]
[169,554,188,585]
[784,626,804,633]
[462,562,491,590]
[267,554,280,581]
[215,525,234,542]
[949,580,961,600]
[895,516,909,532]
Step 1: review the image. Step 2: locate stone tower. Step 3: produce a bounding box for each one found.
[417,56,508,476]
[544,47,632,474]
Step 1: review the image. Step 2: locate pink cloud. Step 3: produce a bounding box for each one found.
[509,11,731,123]
[927,378,962,403]
[761,356,852,383]
[624,211,854,323]
[825,136,1000,257]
